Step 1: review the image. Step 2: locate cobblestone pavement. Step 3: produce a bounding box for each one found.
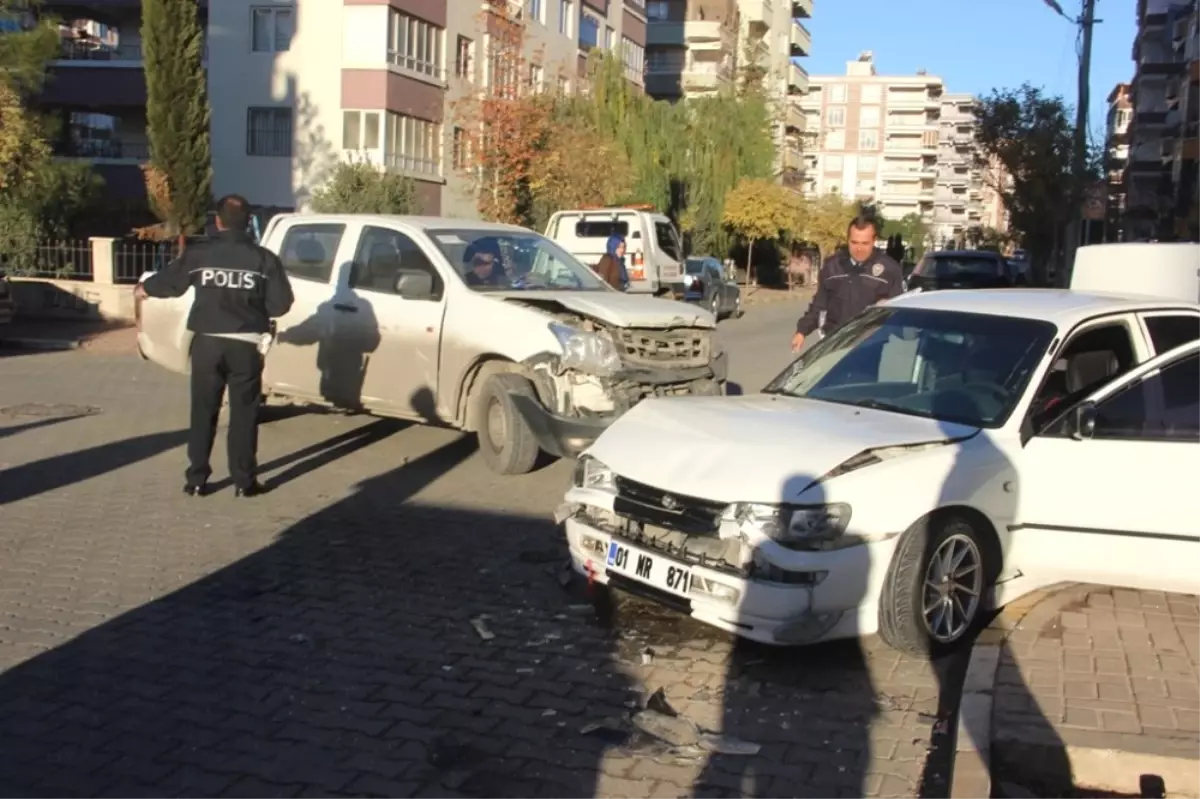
[991,585,1199,790]
[0,350,951,798]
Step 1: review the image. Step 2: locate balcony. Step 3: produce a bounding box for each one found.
[54,40,144,65]
[647,19,731,51]
[790,20,811,57]
[58,137,149,164]
[792,0,813,17]
[785,101,805,133]
[742,0,772,34]
[681,68,727,94]
[887,90,934,110]
[788,62,809,94]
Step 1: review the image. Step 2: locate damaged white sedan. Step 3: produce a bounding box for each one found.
[560,288,1200,654]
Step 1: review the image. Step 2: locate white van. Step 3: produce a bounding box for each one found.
[545,206,683,295]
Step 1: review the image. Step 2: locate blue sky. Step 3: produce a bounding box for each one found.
[801,0,1137,141]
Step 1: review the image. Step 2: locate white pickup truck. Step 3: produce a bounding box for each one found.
[545,207,684,295]
[136,213,727,475]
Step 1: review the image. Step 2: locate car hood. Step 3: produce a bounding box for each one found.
[498,291,715,329]
[587,393,978,504]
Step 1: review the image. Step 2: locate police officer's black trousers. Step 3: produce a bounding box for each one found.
[187,334,262,489]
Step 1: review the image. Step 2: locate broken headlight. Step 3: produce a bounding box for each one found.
[549,322,622,377]
[573,455,616,492]
[719,502,853,551]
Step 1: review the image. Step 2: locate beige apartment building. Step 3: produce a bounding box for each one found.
[932,93,986,246]
[39,0,649,220]
[643,0,814,178]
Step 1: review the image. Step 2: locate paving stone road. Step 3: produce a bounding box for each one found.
[0,309,954,798]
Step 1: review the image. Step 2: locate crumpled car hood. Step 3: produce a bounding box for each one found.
[498,291,715,329]
[587,393,978,504]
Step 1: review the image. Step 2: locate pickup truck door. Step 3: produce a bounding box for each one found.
[264,220,357,402]
[1014,341,1200,595]
[337,223,448,418]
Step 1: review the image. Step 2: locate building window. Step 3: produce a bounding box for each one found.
[388,9,444,78]
[558,75,571,95]
[622,37,645,81]
[385,112,441,177]
[246,107,292,156]
[526,0,543,24]
[342,110,382,151]
[859,105,879,127]
[859,129,879,149]
[452,127,470,170]
[646,48,684,72]
[579,12,600,49]
[825,154,844,171]
[647,1,669,20]
[528,63,545,92]
[559,0,574,37]
[825,129,845,149]
[828,84,847,103]
[485,35,520,96]
[859,155,878,173]
[251,6,293,53]
[826,106,845,128]
[861,84,881,103]
[455,36,473,79]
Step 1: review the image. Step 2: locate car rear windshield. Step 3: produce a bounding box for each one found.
[914,254,1002,278]
[573,220,629,239]
[685,259,706,275]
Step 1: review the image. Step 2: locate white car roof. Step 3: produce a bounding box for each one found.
[888,288,1199,327]
[277,213,530,234]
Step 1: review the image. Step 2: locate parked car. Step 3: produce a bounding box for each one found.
[558,248,1199,655]
[674,256,742,320]
[544,206,684,295]
[907,250,1019,293]
[136,214,726,476]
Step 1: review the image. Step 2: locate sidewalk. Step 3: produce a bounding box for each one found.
[0,318,138,355]
[954,583,1199,798]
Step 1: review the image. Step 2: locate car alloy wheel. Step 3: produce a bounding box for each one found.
[921,529,983,644]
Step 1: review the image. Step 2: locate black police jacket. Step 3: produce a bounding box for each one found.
[795,248,905,335]
[142,230,295,335]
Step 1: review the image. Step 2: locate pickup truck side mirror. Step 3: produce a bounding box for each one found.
[395,270,435,301]
[1068,401,1097,440]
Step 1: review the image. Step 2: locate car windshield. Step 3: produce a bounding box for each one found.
[914,254,1002,278]
[427,228,609,292]
[763,307,1057,428]
[685,259,707,275]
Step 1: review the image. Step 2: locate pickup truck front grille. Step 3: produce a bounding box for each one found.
[614,327,710,369]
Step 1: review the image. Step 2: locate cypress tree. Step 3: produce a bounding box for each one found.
[141,0,211,235]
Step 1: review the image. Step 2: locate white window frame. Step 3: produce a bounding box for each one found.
[455,35,474,81]
[342,109,382,152]
[825,154,844,171]
[828,84,847,103]
[246,107,292,157]
[526,0,544,24]
[559,0,575,37]
[861,83,882,103]
[388,9,445,80]
[384,112,442,178]
[250,5,293,53]
[859,129,879,149]
[826,106,846,128]
[622,36,644,81]
[859,105,880,128]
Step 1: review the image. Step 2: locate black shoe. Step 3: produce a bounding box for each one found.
[183,483,207,497]
[234,482,266,498]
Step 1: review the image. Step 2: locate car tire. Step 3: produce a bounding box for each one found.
[709,292,721,319]
[475,373,541,476]
[733,294,744,319]
[878,511,996,658]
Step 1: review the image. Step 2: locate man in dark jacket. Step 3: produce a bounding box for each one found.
[136,194,295,497]
[791,215,905,352]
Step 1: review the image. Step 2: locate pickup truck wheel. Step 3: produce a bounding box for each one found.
[476,373,540,475]
[878,512,994,658]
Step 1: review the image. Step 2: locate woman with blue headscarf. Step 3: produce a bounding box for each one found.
[594,233,629,291]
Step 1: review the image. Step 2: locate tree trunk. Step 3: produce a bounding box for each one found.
[744,239,754,289]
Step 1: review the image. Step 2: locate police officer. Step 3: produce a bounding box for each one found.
[136,195,294,497]
[791,214,905,352]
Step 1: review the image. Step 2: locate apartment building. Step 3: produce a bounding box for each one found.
[34,0,649,220]
[931,93,987,246]
[1104,83,1133,240]
[642,0,814,181]
[799,53,942,226]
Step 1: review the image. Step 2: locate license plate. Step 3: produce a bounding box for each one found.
[605,540,693,598]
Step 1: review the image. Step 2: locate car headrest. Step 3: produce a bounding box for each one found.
[1066,350,1119,394]
[294,238,326,264]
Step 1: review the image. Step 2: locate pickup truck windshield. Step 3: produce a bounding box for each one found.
[763,307,1057,428]
[428,229,609,292]
[914,254,1003,278]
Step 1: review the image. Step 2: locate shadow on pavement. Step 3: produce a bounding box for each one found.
[0,429,190,506]
[0,431,635,798]
[0,414,91,441]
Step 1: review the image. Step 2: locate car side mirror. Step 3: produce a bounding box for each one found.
[1069,401,1097,440]
[395,270,434,301]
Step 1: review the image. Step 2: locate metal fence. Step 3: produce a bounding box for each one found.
[30,240,94,281]
[114,240,174,284]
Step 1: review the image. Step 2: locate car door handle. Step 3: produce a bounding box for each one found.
[333,303,357,313]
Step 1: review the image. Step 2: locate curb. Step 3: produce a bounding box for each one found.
[0,337,82,352]
[950,583,1088,798]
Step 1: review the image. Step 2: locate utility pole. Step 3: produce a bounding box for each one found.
[1064,0,1099,286]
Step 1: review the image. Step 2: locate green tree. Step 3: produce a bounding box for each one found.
[141,0,211,235]
[881,213,930,260]
[722,178,797,285]
[310,161,418,214]
[972,84,1097,284]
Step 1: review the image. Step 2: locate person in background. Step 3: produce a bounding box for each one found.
[136,194,294,497]
[594,233,629,291]
[791,214,904,353]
